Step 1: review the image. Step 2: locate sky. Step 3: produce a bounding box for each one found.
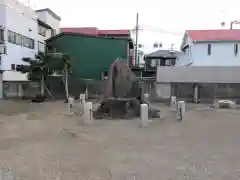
[26,0,240,53]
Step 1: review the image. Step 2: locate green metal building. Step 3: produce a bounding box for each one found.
[46,32,133,80]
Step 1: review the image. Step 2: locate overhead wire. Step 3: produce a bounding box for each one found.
[132,25,184,36]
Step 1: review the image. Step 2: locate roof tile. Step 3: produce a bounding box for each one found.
[60,27,130,36]
[187,29,240,41]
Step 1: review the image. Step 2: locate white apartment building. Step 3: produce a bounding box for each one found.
[0,0,61,98]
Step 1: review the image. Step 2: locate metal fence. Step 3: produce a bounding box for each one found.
[45,77,108,99]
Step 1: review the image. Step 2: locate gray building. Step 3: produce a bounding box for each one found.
[144,50,180,69]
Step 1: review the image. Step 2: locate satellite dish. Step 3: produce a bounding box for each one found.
[221,21,226,27]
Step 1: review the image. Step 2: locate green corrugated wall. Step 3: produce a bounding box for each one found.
[47,34,129,80]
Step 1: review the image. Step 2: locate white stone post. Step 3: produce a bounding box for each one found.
[176,101,186,121]
[18,83,23,97]
[79,94,86,105]
[83,102,93,125]
[0,72,3,100]
[0,81,3,100]
[193,85,199,103]
[170,96,177,108]
[68,96,75,115]
[140,104,149,127]
[85,86,89,100]
[143,93,149,101]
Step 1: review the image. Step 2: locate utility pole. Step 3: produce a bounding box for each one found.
[135,13,139,66]
[230,21,233,29]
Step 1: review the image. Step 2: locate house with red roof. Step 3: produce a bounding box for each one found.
[177,29,240,66]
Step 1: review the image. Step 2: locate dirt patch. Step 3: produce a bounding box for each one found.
[0,101,239,179]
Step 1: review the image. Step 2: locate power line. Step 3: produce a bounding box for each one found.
[132,25,184,36]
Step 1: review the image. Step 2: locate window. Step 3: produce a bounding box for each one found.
[15,33,22,45]
[38,41,45,52]
[154,43,158,48]
[22,36,34,49]
[8,30,15,44]
[165,59,171,66]
[11,64,15,70]
[38,25,47,37]
[151,59,157,67]
[51,29,57,37]
[234,44,238,55]
[0,29,4,44]
[207,44,211,55]
[7,30,33,49]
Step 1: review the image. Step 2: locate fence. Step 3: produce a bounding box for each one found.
[3,81,40,99]
[171,83,240,103]
[45,77,108,99]
[4,78,240,103]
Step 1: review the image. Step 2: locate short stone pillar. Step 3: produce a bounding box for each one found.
[176,101,186,121]
[170,96,177,108]
[79,94,86,105]
[68,96,75,115]
[140,104,149,127]
[83,102,93,125]
[85,87,89,100]
[143,93,149,101]
[193,85,199,103]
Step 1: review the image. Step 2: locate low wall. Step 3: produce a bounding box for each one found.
[3,82,40,99]
[171,83,240,103]
[157,66,240,83]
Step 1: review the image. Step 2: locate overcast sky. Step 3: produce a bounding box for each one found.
[29,0,240,52]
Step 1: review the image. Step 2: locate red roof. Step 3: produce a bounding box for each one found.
[187,29,240,41]
[98,29,130,35]
[60,27,98,35]
[60,27,130,36]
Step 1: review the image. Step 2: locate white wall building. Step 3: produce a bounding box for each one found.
[177,29,240,66]
[0,0,61,98]
[36,8,61,52]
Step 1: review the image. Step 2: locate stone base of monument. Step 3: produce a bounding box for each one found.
[214,100,236,109]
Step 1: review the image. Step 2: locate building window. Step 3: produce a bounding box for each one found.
[38,41,45,53]
[207,44,211,55]
[165,59,171,66]
[151,59,157,67]
[0,29,4,44]
[11,64,15,70]
[8,30,16,44]
[38,25,47,37]
[22,36,34,49]
[15,33,22,45]
[8,30,34,49]
[234,44,238,55]
[51,29,57,37]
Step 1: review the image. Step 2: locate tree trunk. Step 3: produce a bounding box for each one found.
[40,75,44,96]
[65,67,69,99]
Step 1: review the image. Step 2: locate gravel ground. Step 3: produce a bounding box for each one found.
[0,100,239,179]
